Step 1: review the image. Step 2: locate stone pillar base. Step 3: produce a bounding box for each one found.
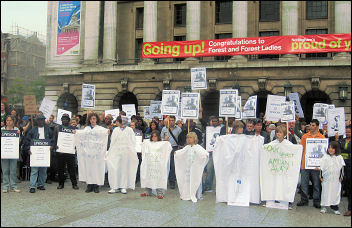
[83,59,99,65]
[279,54,299,61]
[228,55,248,63]
[102,59,117,65]
[333,52,351,60]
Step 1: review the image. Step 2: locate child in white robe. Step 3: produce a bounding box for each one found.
[320,141,345,215]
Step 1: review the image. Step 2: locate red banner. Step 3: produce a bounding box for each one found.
[142,33,351,59]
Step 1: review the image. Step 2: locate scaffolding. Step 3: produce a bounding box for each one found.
[9,25,46,45]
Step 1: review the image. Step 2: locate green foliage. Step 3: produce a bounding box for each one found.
[5,76,46,106]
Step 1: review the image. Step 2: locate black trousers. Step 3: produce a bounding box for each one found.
[168,147,178,184]
[136,153,142,182]
[47,152,58,181]
[57,153,77,186]
[344,170,351,211]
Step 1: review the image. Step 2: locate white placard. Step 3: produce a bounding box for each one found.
[56,109,72,125]
[122,104,136,122]
[135,135,143,153]
[235,96,242,120]
[328,107,346,137]
[143,106,151,120]
[161,90,180,115]
[181,93,200,119]
[242,96,257,119]
[1,130,20,159]
[39,97,56,120]
[81,84,95,108]
[56,127,76,154]
[30,139,51,167]
[305,138,329,169]
[206,126,221,152]
[219,89,238,117]
[265,95,286,122]
[191,67,207,90]
[280,101,295,122]
[105,109,120,121]
[150,100,162,119]
[288,93,304,118]
[312,103,329,125]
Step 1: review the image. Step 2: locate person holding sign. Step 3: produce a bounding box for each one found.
[24,114,54,193]
[1,115,21,193]
[297,119,325,208]
[53,114,79,190]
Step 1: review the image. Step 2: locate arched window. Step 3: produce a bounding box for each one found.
[57,93,78,114]
[252,90,273,119]
[301,90,331,123]
[113,91,138,113]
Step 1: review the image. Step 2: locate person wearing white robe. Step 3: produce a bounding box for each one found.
[320,141,345,215]
[175,132,209,203]
[106,116,138,194]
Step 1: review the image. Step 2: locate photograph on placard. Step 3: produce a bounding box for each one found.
[312,103,329,124]
[327,107,346,137]
[191,67,207,90]
[150,100,162,119]
[235,96,242,120]
[288,93,304,118]
[143,106,151,120]
[161,90,180,115]
[181,93,200,119]
[81,84,95,108]
[219,89,237,117]
[305,138,329,169]
[280,101,295,122]
[242,96,257,119]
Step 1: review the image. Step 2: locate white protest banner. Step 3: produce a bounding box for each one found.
[305,138,329,169]
[328,107,346,137]
[75,127,108,185]
[265,95,286,122]
[206,126,221,152]
[288,93,304,118]
[181,93,200,119]
[39,97,56,120]
[122,104,136,122]
[161,90,180,115]
[219,89,238,117]
[143,106,151,120]
[150,100,162,119]
[56,126,76,154]
[312,103,329,125]
[242,96,257,119]
[56,109,72,125]
[213,134,262,206]
[235,96,242,120]
[280,101,295,122]
[1,130,20,159]
[191,67,207,90]
[105,109,120,121]
[81,84,95,108]
[261,141,302,203]
[30,139,51,167]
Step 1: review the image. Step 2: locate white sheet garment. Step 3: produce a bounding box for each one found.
[75,125,109,186]
[260,139,302,203]
[175,144,209,203]
[213,134,262,206]
[106,126,138,190]
[320,154,345,206]
[140,140,172,190]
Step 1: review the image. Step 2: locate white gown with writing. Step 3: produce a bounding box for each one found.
[140,140,172,190]
[320,154,345,206]
[175,144,209,203]
[106,126,138,190]
[75,126,109,185]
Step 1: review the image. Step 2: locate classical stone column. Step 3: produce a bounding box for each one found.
[141,1,158,64]
[229,1,248,62]
[183,1,201,62]
[280,1,299,61]
[334,1,351,59]
[103,1,117,64]
[84,1,101,64]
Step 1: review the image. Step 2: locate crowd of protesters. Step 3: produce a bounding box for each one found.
[1,100,351,216]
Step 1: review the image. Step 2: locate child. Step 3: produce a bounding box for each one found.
[140,130,172,199]
[174,132,209,203]
[320,141,345,215]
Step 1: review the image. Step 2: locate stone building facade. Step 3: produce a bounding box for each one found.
[44,1,351,122]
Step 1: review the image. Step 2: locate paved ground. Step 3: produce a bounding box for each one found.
[1,181,351,227]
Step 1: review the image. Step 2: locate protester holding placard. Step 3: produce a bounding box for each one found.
[130,121,144,184]
[1,115,21,193]
[53,114,79,190]
[320,141,345,215]
[297,119,325,208]
[24,114,54,193]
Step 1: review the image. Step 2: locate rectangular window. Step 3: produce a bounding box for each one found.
[135,38,143,63]
[136,8,144,29]
[215,33,232,61]
[174,36,186,62]
[305,29,328,58]
[215,1,233,24]
[258,31,280,59]
[259,1,280,22]
[174,4,186,27]
[306,1,328,19]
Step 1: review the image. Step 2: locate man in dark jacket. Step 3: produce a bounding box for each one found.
[24,114,54,193]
